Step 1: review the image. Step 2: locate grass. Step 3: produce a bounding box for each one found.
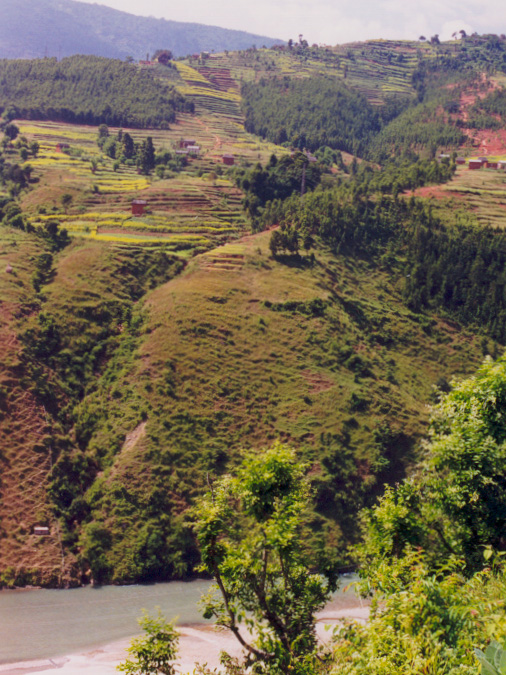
[414,164,506,229]
[73,228,487,582]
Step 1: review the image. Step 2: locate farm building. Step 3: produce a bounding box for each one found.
[131,199,147,216]
[56,143,70,152]
[469,159,483,170]
[456,157,466,165]
[498,161,506,169]
[437,153,451,162]
[180,138,196,148]
[487,161,498,169]
[187,145,201,156]
[33,526,50,536]
[222,154,235,165]
[175,149,189,156]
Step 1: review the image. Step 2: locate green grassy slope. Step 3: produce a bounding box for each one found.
[66,231,484,583]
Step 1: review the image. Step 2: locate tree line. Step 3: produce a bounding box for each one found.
[0,55,194,128]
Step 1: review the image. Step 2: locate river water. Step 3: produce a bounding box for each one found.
[0,580,210,664]
[0,577,361,665]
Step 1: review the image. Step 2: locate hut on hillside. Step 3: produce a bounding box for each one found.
[456,157,466,165]
[132,199,147,216]
[222,154,235,166]
[469,159,483,170]
[33,526,50,536]
[187,145,201,156]
[180,138,196,148]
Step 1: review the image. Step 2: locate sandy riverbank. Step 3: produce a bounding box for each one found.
[0,606,369,675]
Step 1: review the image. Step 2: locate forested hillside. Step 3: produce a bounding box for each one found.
[242,77,380,156]
[0,57,193,128]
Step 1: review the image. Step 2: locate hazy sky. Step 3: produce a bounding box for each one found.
[79,0,504,44]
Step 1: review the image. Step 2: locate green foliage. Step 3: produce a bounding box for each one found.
[369,100,465,161]
[331,551,506,675]
[193,442,337,674]
[137,137,156,175]
[242,75,380,155]
[358,354,506,579]
[476,641,506,675]
[234,152,322,217]
[117,610,179,675]
[0,56,194,127]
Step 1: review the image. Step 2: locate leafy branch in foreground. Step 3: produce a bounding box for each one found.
[193,442,338,675]
[117,609,179,675]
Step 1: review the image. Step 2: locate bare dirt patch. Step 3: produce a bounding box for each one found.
[301,370,335,394]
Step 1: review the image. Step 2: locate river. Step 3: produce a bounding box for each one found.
[0,576,362,665]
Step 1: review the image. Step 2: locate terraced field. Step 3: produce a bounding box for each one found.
[16,117,280,251]
[414,162,506,229]
[179,41,429,110]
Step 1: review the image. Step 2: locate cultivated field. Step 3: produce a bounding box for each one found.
[16,111,283,253]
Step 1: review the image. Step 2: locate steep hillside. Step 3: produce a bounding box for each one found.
[3,37,506,587]
[0,227,74,587]
[0,0,283,60]
[62,230,485,584]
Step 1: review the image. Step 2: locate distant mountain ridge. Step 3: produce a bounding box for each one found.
[0,0,283,60]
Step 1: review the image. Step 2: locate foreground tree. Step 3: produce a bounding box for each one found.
[358,353,506,583]
[193,442,338,675]
[117,609,179,675]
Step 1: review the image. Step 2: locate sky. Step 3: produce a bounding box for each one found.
[78,0,504,44]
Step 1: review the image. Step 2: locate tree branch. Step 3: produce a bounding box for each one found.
[211,554,271,661]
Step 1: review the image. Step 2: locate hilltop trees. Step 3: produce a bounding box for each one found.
[0,55,194,128]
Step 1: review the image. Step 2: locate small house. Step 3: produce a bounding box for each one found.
[56,143,70,153]
[180,138,196,148]
[33,526,50,536]
[132,199,147,216]
[469,159,483,170]
[487,161,498,169]
[498,161,506,170]
[456,157,466,165]
[175,149,189,156]
[187,145,201,156]
[222,154,235,166]
[437,153,451,162]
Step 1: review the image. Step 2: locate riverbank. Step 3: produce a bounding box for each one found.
[0,605,370,675]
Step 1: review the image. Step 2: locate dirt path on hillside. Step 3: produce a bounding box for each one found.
[195,117,223,152]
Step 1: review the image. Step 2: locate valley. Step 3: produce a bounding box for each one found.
[1,34,506,594]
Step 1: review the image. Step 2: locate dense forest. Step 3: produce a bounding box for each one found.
[0,56,194,127]
[242,76,380,156]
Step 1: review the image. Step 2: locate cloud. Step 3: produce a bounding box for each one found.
[79,0,506,45]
